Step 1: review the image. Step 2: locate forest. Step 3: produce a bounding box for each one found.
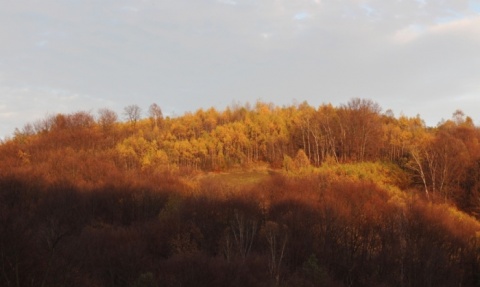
[0,98,479,287]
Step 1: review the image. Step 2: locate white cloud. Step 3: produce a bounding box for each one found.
[121,6,140,12]
[294,12,311,20]
[392,24,426,44]
[416,0,427,8]
[0,83,119,138]
[392,14,480,44]
[0,0,480,136]
[429,15,480,35]
[217,0,237,5]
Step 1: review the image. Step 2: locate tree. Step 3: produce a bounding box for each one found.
[338,98,383,161]
[148,103,163,129]
[294,149,310,170]
[229,210,258,261]
[262,221,288,285]
[404,117,432,197]
[124,105,142,126]
[33,114,55,133]
[98,108,118,132]
[296,102,315,164]
[315,104,340,164]
[432,131,469,200]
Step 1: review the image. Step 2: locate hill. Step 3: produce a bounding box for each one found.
[1,99,479,286]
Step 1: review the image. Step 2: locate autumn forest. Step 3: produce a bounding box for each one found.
[1,98,480,287]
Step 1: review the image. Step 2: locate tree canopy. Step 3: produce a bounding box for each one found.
[1,98,480,286]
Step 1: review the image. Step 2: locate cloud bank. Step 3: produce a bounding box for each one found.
[1,0,479,137]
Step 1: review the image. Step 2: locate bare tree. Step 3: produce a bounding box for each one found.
[230,210,258,261]
[33,114,55,133]
[338,98,382,161]
[98,108,118,132]
[263,221,288,285]
[148,103,163,129]
[123,105,142,126]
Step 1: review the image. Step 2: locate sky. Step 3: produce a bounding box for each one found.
[1,0,480,139]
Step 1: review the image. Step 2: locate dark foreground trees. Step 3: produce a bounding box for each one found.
[0,171,478,287]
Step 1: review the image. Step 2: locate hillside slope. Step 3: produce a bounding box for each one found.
[1,99,480,286]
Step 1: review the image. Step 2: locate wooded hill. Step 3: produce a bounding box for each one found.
[1,98,479,286]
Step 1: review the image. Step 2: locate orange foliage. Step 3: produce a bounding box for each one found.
[1,100,480,286]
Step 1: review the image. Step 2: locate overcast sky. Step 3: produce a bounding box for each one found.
[1,0,480,138]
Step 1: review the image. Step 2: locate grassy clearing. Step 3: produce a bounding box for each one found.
[193,166,273,190]
[203,170,270,187]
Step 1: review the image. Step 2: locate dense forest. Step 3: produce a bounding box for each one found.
[1,98,479,286]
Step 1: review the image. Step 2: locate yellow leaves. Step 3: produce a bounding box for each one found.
[116,140,136,157]
[294,149,311,170]
[116,135,169,170]
[282,150,312,175]
[312,161,409,193]
[283,155,294,172]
